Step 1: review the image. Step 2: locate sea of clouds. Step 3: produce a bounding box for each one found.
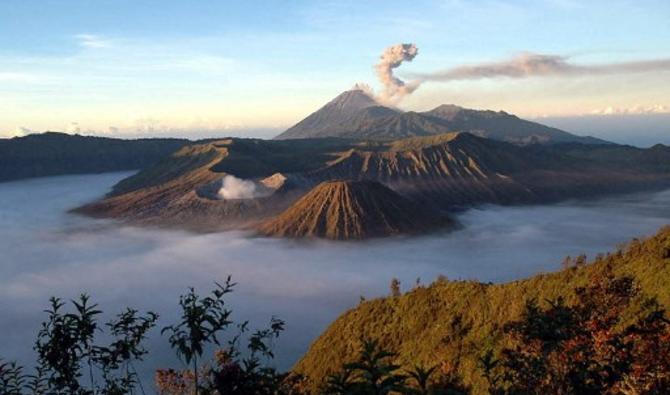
[2,172,670,380]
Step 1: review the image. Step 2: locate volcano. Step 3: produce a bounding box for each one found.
[276,90,608,145]
[275,88,380,139]
[257,180,453,240]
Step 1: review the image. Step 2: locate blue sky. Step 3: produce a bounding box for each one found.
[1,0,669,137]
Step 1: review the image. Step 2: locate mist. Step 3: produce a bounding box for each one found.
[2,173,670,382]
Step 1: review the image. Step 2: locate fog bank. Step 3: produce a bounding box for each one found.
[2,173,670,381]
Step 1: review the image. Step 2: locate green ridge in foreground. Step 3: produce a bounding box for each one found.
[293,226,670,394]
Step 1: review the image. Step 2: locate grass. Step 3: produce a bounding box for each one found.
[293,226,670,394]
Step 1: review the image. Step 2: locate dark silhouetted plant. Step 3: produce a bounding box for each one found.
[390,278,401,297]
[405,364,437,395]
[92,308,159,394]
[0,359,27,394]
[2,294,157,395]
[324,338,408,394]
[161,277,235,394]
[35,295,101,394]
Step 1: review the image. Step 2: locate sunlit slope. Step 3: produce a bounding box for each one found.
[294,226,670,393]
[258,180,453,240]
[77,132,670,235]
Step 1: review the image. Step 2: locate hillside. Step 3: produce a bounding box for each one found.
[275,89,607,145]
[78,133,670,236]
[294,226,670,393]
[75,138,357,231]
[0,132,189,182]
[258,180,453,240]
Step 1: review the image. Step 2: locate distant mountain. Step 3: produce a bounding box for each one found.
[275,90,608,145]
[275,89,380,139]
[258,180,452,240]
[321,110,449,140]
[424,104,607,145]
[0,132,189,183]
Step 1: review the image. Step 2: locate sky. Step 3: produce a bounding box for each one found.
[0,0,669,139]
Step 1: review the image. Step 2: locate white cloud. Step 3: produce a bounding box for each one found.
[75,34,112,49]
[1,127,36,138]
[67,122,81,133]
[590,104,669,115]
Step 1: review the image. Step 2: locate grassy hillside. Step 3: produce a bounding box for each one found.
[294,226,670,393]
[0,132,189,182]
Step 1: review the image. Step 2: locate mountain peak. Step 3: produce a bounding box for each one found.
[324,89,378,111]
[257,180,452,239]
[274,89,380,139]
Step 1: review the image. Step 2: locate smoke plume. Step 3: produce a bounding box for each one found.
[375,43,421,105]
[369,46,670,105]
[218,175,260,200]
[413,52,670,82]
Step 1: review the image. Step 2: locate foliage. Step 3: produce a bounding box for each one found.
[323,339,468,395]
[295,226,670,394]
[156,281,302,394]
[4,228,670,394]
[161,277,235,393]
[1,295,157,395]
[481,268,670,394]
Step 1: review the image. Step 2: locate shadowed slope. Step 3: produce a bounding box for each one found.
[425,104,607,145]
[276,89,606,144]
[258,180,453,240]
[0,132,189,183]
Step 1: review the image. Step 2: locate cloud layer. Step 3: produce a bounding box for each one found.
[3,172,670,380]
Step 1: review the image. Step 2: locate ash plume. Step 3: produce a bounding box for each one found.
[368,46,670,105]
[413,52,670,82]
[375,43,421,106]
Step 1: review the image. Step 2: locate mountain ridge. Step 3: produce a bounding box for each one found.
[77,132,670,238]
[275,89,608,145]
[0,132,190,183]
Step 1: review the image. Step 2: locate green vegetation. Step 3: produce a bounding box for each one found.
[481,270,670,393]
[0,280,289,395]
[2,228,669,394]
[295,226,670,393]
[0,132,189,183]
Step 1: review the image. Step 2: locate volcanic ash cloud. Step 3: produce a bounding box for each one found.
[375,43,421,106]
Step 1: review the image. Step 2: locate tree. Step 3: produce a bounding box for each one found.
[481,268,670,394]
[390,278,402,297]
[161,277,235,395]
[324,338,408,394]
[2,295,157,395]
